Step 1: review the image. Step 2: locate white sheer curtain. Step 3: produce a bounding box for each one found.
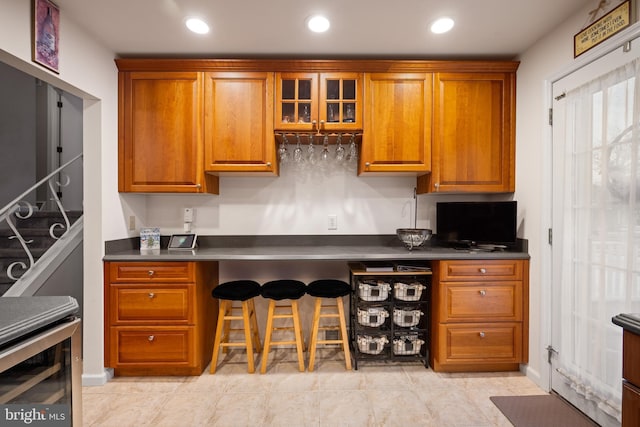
[557,58,640,422]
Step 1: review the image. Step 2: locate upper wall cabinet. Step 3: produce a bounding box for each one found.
[116,59,518,194]
[417,72,516,193]
[203,72,276,174]
[360,73,432,174]
[275,72,363,132]
[118,71,218,193]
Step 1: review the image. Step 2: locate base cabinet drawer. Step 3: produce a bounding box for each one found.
[439,260,523,281]
[110,327,195,365]
[439,323,522,362]
[109,262,194,282]
[111,285,193,324]
[439,282,522,322]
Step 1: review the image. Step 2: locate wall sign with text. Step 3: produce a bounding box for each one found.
[575,0,635,57]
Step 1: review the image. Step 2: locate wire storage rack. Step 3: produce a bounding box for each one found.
[348,262,431,369]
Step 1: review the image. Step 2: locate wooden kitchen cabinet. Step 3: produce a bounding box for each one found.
[417,72,516,193]
[430,259,529,372]
[622,329,640,426]
[275,72,363,132]
[360,73,432,174]
[116,59,519,191]
[117,71,218,193]
[104,261,218,376]
[204,72,277,174]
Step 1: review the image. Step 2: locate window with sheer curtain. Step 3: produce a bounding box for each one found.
[557,58,640,422]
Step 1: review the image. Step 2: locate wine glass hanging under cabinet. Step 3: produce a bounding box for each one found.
[275,72,362,132]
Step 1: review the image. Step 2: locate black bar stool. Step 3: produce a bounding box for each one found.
[307,279,352,371]
[210,280,262,374]
[259,279,307,373]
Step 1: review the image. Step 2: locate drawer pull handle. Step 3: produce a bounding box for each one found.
[479,290,486,296]
[479,332,485,338]
[479,268,487,274]
[148,270,155,277]
[148,335,155,342]
[148,292,155,299]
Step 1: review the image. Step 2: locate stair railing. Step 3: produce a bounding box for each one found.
[0,153,83,281]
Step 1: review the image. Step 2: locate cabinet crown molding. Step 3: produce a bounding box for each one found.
[115,58,520,73]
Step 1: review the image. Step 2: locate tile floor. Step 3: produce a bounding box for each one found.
[82,349,547,426]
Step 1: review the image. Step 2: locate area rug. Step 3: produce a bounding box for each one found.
[490,394,599,427]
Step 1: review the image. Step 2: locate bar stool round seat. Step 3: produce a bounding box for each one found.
[306,280,351,298]
[307,279,352,372]
[210,280,262,374]
[260,279,307,373]
[212,280,261,301]
[261,279,307,300]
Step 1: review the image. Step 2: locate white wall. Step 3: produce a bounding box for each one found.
[0,0,117,385]
[141,163,424,235]
[513,1,635,388]
[0,62,36,207]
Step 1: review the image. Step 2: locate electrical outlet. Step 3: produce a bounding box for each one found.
[128,215,135,231]
[328,214,338,230]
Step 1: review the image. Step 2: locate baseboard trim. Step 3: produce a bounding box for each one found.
[82,368,113,386]
[523,364,546,391]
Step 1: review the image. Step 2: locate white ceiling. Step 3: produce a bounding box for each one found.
[54,0,594,58]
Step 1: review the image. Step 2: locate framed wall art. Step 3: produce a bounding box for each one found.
[32,0,60,73]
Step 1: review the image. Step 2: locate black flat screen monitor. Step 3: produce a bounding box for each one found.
[436,201,517,247]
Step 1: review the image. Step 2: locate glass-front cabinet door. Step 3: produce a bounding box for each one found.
[275,72,362,131]
[275,72,318,131]
[320,73,362,131]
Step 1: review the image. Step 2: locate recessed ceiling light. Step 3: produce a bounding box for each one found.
[431,17,454,34]
[307,15,330,33]
[185,17,210,34]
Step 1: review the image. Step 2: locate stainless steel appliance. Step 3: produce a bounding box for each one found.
[0,297,81,427]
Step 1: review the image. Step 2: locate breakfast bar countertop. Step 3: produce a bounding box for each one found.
[103,235,530,262]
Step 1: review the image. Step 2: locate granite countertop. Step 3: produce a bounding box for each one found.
[103,235,530,262]
[612,313,640,336]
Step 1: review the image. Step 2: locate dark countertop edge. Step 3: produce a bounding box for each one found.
[613,313,640,335]
[103,235,529,262]
[0,296,79,347]
[106,234,402,251]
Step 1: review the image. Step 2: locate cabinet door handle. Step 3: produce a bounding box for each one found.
[479,268,487,274]
[266,162,272,167]
[148,292,155,299]
[148,335,155,342]
[196,183,201,188]
[434,183,439,191]
[148,270,155,277]
[365,162,371,167]
[479,290,486,296]
[479,332,485,338]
